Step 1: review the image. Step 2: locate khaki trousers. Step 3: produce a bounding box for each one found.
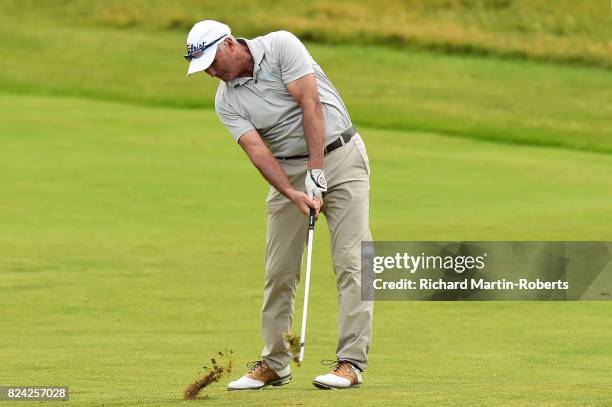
[261,133,373,372]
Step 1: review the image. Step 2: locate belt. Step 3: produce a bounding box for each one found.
[276,127,356,161]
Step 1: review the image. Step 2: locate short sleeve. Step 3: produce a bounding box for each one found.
[215,89,255,143]
[273,31,315,84]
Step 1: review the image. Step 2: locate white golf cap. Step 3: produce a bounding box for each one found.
[185,20,231,76]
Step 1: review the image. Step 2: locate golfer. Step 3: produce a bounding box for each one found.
[185,20,373,390]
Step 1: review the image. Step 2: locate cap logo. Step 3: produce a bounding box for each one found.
[184,33,228,62]
[187,41,207,55]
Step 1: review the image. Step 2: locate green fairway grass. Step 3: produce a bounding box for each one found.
[1,94,611,405]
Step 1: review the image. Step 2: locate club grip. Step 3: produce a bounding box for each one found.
[308,207,316,230]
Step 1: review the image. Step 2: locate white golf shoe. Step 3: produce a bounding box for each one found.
[227,360,291,391]
[313,360,362,389]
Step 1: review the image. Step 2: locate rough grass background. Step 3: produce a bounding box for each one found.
[1,7,611,154]
[4,0,612,67]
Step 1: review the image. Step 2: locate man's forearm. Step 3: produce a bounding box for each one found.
[248,146,296,200]
[302,102,325,169]
[239,130,320,216]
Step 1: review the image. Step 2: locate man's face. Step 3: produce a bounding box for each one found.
[204,39,238,82]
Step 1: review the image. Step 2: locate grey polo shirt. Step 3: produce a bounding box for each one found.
[214,31,353,157]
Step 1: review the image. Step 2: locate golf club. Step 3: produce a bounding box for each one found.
[298,207,316,362]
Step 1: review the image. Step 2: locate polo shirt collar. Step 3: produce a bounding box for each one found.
[229,38,265,88]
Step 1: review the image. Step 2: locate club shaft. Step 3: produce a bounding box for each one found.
[299,209,316,362]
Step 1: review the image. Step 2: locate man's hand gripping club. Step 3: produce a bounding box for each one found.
[306,167,326,199]
[290,168,326,218]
